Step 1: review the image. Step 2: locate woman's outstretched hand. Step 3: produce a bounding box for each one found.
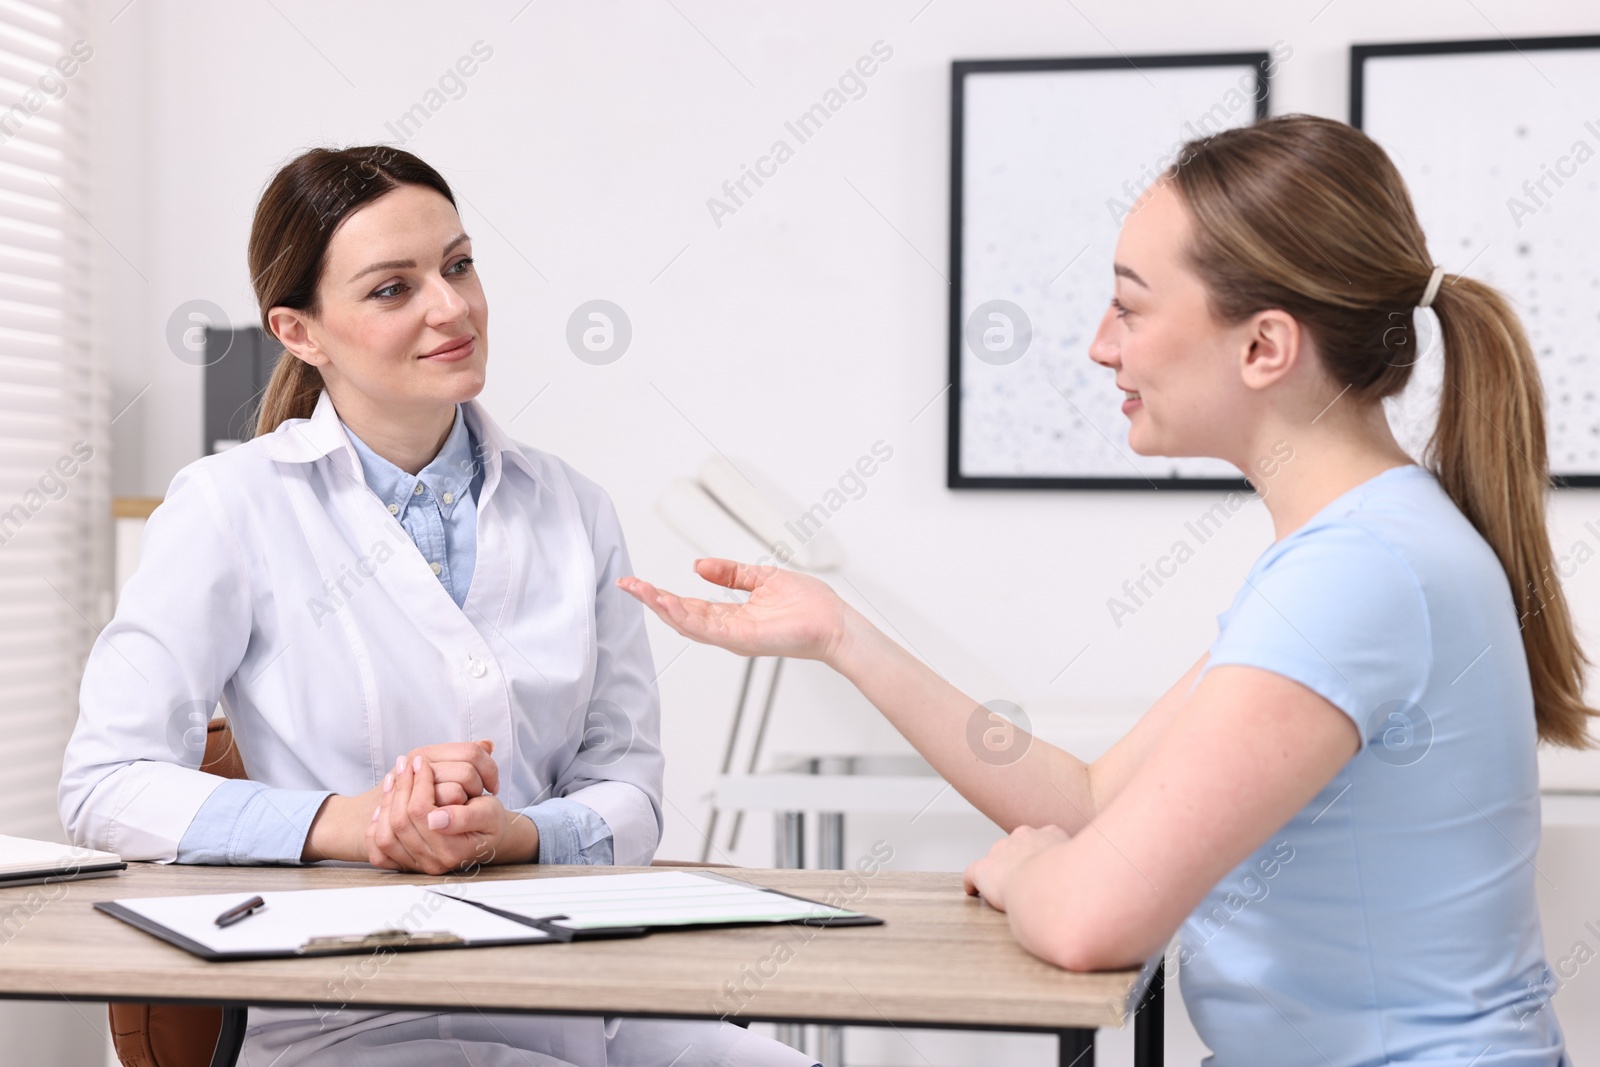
[617,558,852,664]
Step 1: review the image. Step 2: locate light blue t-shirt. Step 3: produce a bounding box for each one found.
[1183,463,1565,1065]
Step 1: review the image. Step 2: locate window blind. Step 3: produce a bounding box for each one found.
[0,0,105,840]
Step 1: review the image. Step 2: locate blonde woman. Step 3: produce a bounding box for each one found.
[622,114,1591,1065]
[60,146,816,1067]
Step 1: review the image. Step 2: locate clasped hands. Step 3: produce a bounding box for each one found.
[305,739,539,875]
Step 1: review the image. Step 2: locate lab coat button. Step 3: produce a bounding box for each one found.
[430,561,442,575]
[467,657,487,678]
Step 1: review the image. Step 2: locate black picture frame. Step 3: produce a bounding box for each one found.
[947,51,1272,491]
[1351,32,1600,489]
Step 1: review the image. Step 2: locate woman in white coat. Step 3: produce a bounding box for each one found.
[58,145,816,1067]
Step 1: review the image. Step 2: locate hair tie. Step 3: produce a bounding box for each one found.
[1419,264,1445,309]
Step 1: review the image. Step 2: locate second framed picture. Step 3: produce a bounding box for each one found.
[1354,33,1600,487]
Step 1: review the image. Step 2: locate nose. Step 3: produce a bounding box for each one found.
[1088,302,1120,370]
[422,272,471,328]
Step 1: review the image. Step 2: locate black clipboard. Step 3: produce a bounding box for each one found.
[93,897,552,962]
[96,873,883,960]
[440,872,884,943]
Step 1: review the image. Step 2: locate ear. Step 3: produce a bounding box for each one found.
[1237,309,1301,392]
[266,306,328,369]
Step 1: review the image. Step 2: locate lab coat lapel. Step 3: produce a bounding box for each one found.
[460,399,601,801]
[271,391,472,644]
[268,391,517,771]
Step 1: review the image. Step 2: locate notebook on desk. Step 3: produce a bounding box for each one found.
[0,835,125,889]
[96,870,882,960]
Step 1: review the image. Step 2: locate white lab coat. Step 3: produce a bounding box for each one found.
[56,392,813,1066]
[60,388,664,862]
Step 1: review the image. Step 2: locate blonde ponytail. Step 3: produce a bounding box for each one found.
[1425,276,1593,747]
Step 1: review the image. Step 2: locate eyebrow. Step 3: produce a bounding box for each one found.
[347,232,471,284]
[1113,263,1150,289]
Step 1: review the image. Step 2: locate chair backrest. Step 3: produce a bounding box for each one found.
[199,717,247,780]
[109,720,243,1066]
[109,719,728,1066]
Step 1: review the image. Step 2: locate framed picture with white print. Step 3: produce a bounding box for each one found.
[947,49,1284,490]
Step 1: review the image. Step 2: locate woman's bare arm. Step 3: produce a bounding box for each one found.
[620,560,1209,835]
[973,664,1360,971]
[832,613,1209,833]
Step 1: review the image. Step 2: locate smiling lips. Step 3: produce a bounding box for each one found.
[421,336,474,362]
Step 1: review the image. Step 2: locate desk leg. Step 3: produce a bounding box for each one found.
[816,1023,843,1066]
[209,1006,247,1067]
[775,810,805,869]
[775,810,806,1054]
[814,809,845,1063]
[1133,958,1164,1067]
[818,811,844,870]
[1058,1027,1094,1066]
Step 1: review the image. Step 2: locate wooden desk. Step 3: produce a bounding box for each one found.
[0,863,1161,1066]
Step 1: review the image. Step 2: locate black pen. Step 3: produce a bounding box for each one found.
[214,895,265,928]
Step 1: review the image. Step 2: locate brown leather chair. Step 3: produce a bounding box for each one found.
[109,719,729,1067]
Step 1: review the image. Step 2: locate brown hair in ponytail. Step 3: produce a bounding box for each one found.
[1163,113,1594,748]
[247,145,458,437]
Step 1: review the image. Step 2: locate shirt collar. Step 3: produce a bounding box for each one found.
[262,388,540,498]
[344,403,475,519]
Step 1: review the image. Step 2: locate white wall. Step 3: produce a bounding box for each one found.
[74,1,1600,1064]
[89,0,1600,850]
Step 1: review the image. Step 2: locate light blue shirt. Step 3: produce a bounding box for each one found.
[345,403,484,609]
[176,404,614,867]
[1184,464,1565,1065]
